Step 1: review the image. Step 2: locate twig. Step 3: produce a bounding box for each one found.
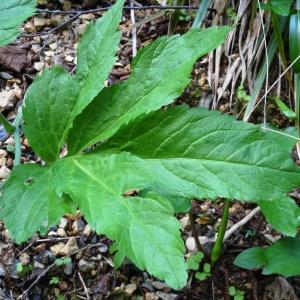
[19,243,101,297]
[37,5,210,15]
[223,207,261,242]
[257,1,269,130]
[186,206,262,252]
[188,209,203,252]
[12,106,23,166]
[130,2,137,58]
[246,55,300,119]
[17,236,82,256]
[23,12,81,37]
[78,271,90,300]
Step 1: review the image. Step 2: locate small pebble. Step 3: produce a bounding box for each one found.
[156,291,177,300]
[59,217,68,229]
[78,259,96,273]
[19,253,30,265]
[0,263,6,276]
[34,261,45,269]
[34,62,45,72]
[125,283,137,295]
[72,219,85,234]
[151,281,171,292]
[0,166,10,179]
[63,262,73,275]
[83,224,92,236]
[57,228,67,238]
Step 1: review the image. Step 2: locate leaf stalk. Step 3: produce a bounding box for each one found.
[210,199,231,265]
[0,112,15,134]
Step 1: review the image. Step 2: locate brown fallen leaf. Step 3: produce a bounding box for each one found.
[0,45,29,73]
[263,277,298,300]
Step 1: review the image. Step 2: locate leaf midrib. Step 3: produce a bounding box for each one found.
[71,157,182,284]
[75,58,193,154]
[146,157,299,176]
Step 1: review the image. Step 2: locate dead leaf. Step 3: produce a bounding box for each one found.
[0,45,29,73]
[263,277,298,300]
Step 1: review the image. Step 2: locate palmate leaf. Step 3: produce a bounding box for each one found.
[0,0,36,46]
[67,26,230,155]
[22,0,124,162]
[234,236,300,277]
[98,106,300,235]
[0,163,75,243]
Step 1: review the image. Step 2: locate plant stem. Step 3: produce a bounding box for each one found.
[295,73,300,136]
[188,208,202,252]
[13,106,23,166]
[271,11,293,93]
[210,199,231,265]
[0,112,15,134]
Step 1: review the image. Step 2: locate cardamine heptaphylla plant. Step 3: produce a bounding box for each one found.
[1,0,300,289]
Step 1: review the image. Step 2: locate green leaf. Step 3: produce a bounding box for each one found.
[55,257,72,266]
[274,96,296,119]
[234,247,266,270]
[0,0,36,46]
[0,163,75,243]
[186,252,204,270]
[259,197,300,236]
[99,106,300,235]
[67,26,230,155]
[289,14,300,73]
[195,271,207,281]
[229,286,237,296]
[74,0,124,115]
[203,263,211,273]
[54,153,187,289]
[23,67,79,162]
[234,236,300,277]
[260,0,292,16]
[23,1,124,162]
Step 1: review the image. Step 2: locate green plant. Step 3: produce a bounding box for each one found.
[16,262,32,276]
[0,0,36,46]
[186,251,204,270]
[229,286,245,300]
[234,236,300,277]
[1,0,300,290]
[273,96,296,119]
[195,263,211,281]
[236,85,251,102]
[49,276,60,285]
[55,257,72,266]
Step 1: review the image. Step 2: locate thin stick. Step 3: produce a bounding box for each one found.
[37,5,210,15]
[19,243,101,297]
[188,209,202,252]
[257,0,269,130]
[78,271,90,300]
[223,207,260,242]
[245,54,300,120]
[130,2,137,58]
[263,127,300,141]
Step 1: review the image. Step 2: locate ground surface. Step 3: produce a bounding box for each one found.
[0,1,299,299]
